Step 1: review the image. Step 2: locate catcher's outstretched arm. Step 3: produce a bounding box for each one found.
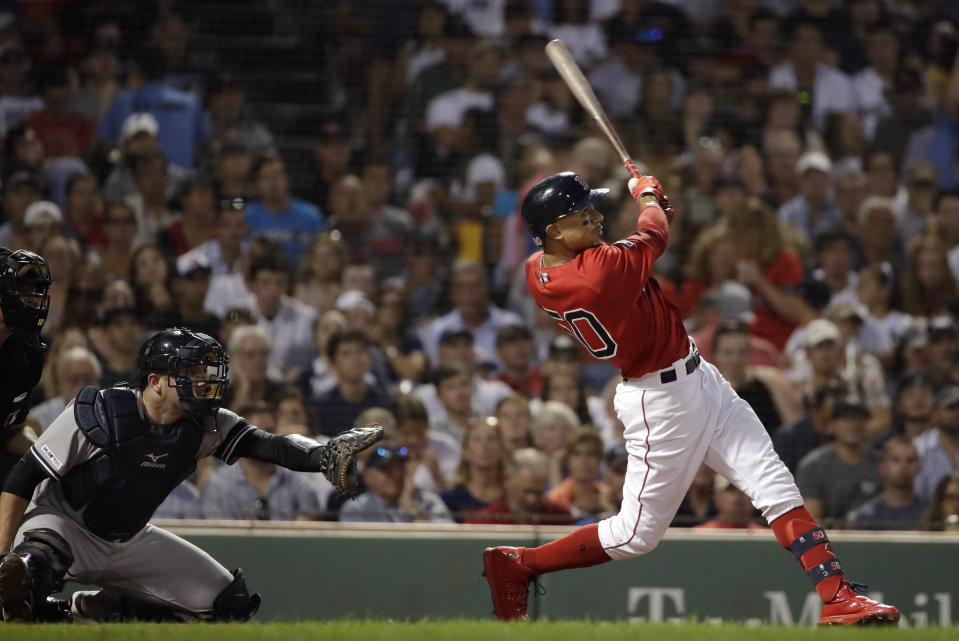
[230,428,325,471]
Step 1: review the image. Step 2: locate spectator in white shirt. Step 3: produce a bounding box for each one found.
[768,18,857,131]
[419,259,523,367]
[247,249,316,376]
[189,197,248,277]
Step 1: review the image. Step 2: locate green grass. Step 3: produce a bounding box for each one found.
[0,621,955,640]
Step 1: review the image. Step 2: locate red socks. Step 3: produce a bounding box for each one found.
[771,506,842,602]
[521,523,612,574]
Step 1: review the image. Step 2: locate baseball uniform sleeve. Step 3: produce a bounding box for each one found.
[588,205,670,291]
[28,402,100,479]
[200,408,255,463]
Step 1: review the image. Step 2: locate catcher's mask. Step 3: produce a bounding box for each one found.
[0,248,52,333]
[137,328,229,414]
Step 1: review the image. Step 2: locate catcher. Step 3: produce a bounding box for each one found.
[0,327,382,622]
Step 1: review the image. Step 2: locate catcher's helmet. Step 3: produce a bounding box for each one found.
[521,172,609,247]
[137,328,229,414]
[0,248,52,334]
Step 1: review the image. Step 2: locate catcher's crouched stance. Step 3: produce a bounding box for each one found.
[0,328,382,623]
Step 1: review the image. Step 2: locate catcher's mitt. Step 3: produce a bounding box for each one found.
[314,424,384,497]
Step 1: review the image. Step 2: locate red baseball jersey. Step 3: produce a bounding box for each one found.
[525,205,689,379]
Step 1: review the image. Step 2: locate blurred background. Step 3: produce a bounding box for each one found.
[4,0,959,534]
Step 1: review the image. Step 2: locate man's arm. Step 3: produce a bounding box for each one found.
[0,455,49,552]
[0,492,29,553]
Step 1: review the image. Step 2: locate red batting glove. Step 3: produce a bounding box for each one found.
[628,175,664,202]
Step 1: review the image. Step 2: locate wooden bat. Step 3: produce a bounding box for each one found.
[545,39,641,178]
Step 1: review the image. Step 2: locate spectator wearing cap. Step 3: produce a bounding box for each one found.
[811,229,859,311]
[146,251,220,338]
[694,475,766,530]
[796,397,882,524]
[768,18,857,131]
[847,436,926,530]
[934,191,959,283]
[201,72,274,161]
[0,46,42,136]
[0,169,40,248]
[63,172,105,250]
[493,324,542,398]
[27,346,101,432]
[99,45,210,169]
[23,200,63,253]
[690,281,787,369]
[466,447,572,525]
[201,402,322,521]
[412,328,512,425]
[792,317,891,438]
[188,197,248,277]
[777,151,842,244]
[303,115,353,213]
[340,441,453,523]
[913,386,959,502]
[24,66,95,159]
[246,249,316,375]
[311,330,392,438]
[246,153,323,264]
[418,259,523,368]
[103,112,188,200]
[156,175,216,257]
[709,320,795,434]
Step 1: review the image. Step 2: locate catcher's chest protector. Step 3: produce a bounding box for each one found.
[63,387,203,541]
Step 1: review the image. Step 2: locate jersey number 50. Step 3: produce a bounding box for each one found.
[544,308,618,359]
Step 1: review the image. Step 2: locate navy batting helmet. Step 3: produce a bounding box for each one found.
[137,328,229,414]
[521,172,608,247]
[0,248,52,334]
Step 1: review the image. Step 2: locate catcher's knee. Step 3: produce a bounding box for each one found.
[12,528,74,600]
[210,569,261,622]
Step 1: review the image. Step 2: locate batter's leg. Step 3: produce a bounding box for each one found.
[700,362,899,624]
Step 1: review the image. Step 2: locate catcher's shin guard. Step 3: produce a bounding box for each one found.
[1,528,75,621]
[211,569,261,621]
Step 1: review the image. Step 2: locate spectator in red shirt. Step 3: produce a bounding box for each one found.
[695,475,766,530]
[494,323,542,397]
[466,448,572,524]
[24,66,95,159]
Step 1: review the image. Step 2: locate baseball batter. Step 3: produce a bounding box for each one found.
[482,172,900,625]
[0,328,382,622]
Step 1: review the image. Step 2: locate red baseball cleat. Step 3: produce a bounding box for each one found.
[818,581,901,626]
[482,546,538,621]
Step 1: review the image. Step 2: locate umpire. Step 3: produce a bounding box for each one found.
[0,249,51,487]
[0,327,382,622]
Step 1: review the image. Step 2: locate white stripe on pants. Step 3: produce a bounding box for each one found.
[598,359,803,559]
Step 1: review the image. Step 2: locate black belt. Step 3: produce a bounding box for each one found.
[658,351,701,384]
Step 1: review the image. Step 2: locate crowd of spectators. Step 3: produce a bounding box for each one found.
[2,1,959,531]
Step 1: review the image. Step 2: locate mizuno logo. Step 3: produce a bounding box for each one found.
[141,452,169,469]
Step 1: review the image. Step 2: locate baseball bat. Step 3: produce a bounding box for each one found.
[545,39,640,178]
